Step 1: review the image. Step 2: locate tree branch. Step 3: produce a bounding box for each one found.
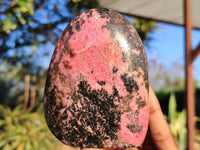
[191,43,200,63]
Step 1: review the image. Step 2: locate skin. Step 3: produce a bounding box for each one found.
[81,85,179,150]
[141,85,179,150]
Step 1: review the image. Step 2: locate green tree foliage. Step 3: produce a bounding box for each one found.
[0,0,34,34]
[133,18,157,44]
[166,93,200,150]
[1,0,66,67]
[156,88,200,117]
[167,93,187,150]
[68,0,100,14]
[0,104,58,150]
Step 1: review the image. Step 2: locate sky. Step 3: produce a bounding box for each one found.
[145,22,200,85]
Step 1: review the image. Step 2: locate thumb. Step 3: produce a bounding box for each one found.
[148,85,178,150]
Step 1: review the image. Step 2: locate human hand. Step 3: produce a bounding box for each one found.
[82,85,179,150]
[141,85,178,150]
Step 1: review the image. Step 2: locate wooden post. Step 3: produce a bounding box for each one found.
[184,0,195,150]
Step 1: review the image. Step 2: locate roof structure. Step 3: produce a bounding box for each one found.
[99,0,200,29]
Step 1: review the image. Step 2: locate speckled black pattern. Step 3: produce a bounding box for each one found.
[112,66,118,73]
[121,73,139,93]
[45,80,125,148]
[97,81,106,86]
[99,9,148,90]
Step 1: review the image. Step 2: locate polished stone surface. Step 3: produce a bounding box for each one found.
[44,8,149,149]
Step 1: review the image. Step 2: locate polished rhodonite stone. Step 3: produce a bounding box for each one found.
[44,8,149,149]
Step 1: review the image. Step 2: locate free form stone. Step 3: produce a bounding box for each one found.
[44,8,149,149]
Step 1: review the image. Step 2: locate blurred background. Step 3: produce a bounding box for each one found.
[0,0,199,149]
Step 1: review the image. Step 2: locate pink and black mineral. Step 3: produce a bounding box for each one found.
[44,8,149,149]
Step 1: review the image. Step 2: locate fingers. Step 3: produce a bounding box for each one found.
[148,85,178,150]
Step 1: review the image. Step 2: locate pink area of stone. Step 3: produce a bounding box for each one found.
[119,84,149,146]
[44,8,149,149]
